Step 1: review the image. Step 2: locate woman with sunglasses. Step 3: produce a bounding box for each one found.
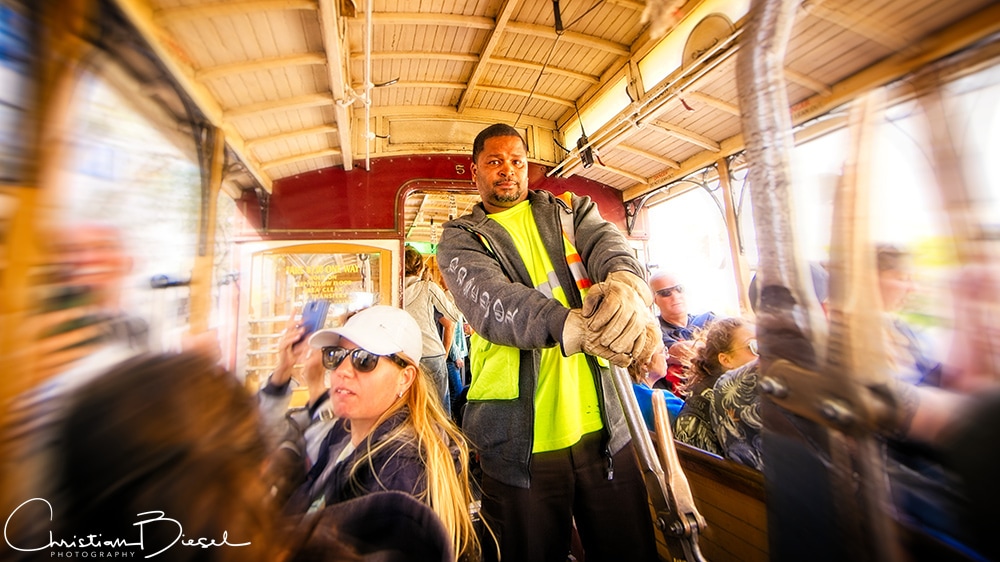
[673,317,757,456]
[284,305,482,561]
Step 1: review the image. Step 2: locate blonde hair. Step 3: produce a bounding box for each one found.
[346,361,481,559]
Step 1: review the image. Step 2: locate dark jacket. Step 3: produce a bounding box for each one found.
[287,409,428,512]
[659,311,716,349]
[291,491,454,562]
[437,189,643,487]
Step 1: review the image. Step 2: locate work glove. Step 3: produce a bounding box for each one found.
[628,322,664,381]
[562,309,633,367]
[581,271,654,357]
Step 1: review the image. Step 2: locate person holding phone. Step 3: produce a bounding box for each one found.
[258,302,337,471]
[284,305,484,561]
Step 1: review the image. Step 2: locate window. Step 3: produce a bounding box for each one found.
[239,242,392,399]
[51,68,203,351]
[647,177,743,317]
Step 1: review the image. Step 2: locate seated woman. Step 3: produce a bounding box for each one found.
[34,351,369,562]
[32,350,457,562]
[287,305,481,560]
[630,342,685,431]
[673,317,757,456]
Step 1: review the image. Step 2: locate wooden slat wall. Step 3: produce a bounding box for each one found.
[675,443,768,562]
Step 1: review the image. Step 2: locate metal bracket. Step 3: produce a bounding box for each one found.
[759,359,900,437]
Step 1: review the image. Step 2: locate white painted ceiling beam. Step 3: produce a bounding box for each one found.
[112,0,274,192]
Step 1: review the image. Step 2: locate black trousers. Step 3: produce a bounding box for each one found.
[480,431,658,562]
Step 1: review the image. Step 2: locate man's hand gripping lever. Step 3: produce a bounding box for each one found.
[628,322,663,381]
[581,271,658,367]
[563,309,631,365]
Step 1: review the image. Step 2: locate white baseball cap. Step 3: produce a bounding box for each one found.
[308,305,423,365]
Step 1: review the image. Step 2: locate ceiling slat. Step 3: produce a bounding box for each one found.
[682,91,741,116]
[649,120,721,152]
[318,0,354,170]
[491,56,600,84]
[261,148,342,169]
[368,12,495,29]
[477,85,576,107]
[246,124,339,148]
[197,53,327,81]
[618,144,681,169]
[362,51,480,62]
[597,164,648,184]
[224,93,335,120]
[457,0,521,113]
[154,0,317,24]
[784,68,832,95]
[506,22,630,56]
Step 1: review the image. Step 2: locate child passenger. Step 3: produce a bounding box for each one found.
[674,317,757,456]
[286,305,482,560]
[630,341,685,431]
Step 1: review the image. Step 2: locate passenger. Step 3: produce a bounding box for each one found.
[18,350,454,562]
[874,245,972,551]
[893,263,1000,560]
[258,310,338,478]
[876,263,999,557]
[723,265,829,470]
[877,244,941,387]
[444,314,468,417]
[745,258,996,557]
[718,254,951,471]
[402,246,462,415]
[424,254,470,416]
[33,351,293,562]
[711,360,763,470]
[5,222,150,521]
[630,341,685,432]
[285,305,481,560]
[674,317,757,456]
[438,123,661,562]
[25,222,148,385]
[649,270,716,393]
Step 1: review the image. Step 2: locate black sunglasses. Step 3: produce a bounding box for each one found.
[322,346,409,372]
[655,284,684,298]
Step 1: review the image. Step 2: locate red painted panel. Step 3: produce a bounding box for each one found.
[245,155,633,237]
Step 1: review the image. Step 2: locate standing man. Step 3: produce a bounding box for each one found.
[649,270,715,392]
[438,123,660,562]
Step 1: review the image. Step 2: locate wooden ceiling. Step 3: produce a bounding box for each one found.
[112,0,999,220]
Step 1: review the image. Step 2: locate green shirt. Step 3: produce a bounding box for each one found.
[489,200,603,452]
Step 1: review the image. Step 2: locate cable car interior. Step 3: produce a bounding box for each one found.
[2,0,999,560]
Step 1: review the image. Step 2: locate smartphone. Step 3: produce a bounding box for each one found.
[295,299,330,346]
